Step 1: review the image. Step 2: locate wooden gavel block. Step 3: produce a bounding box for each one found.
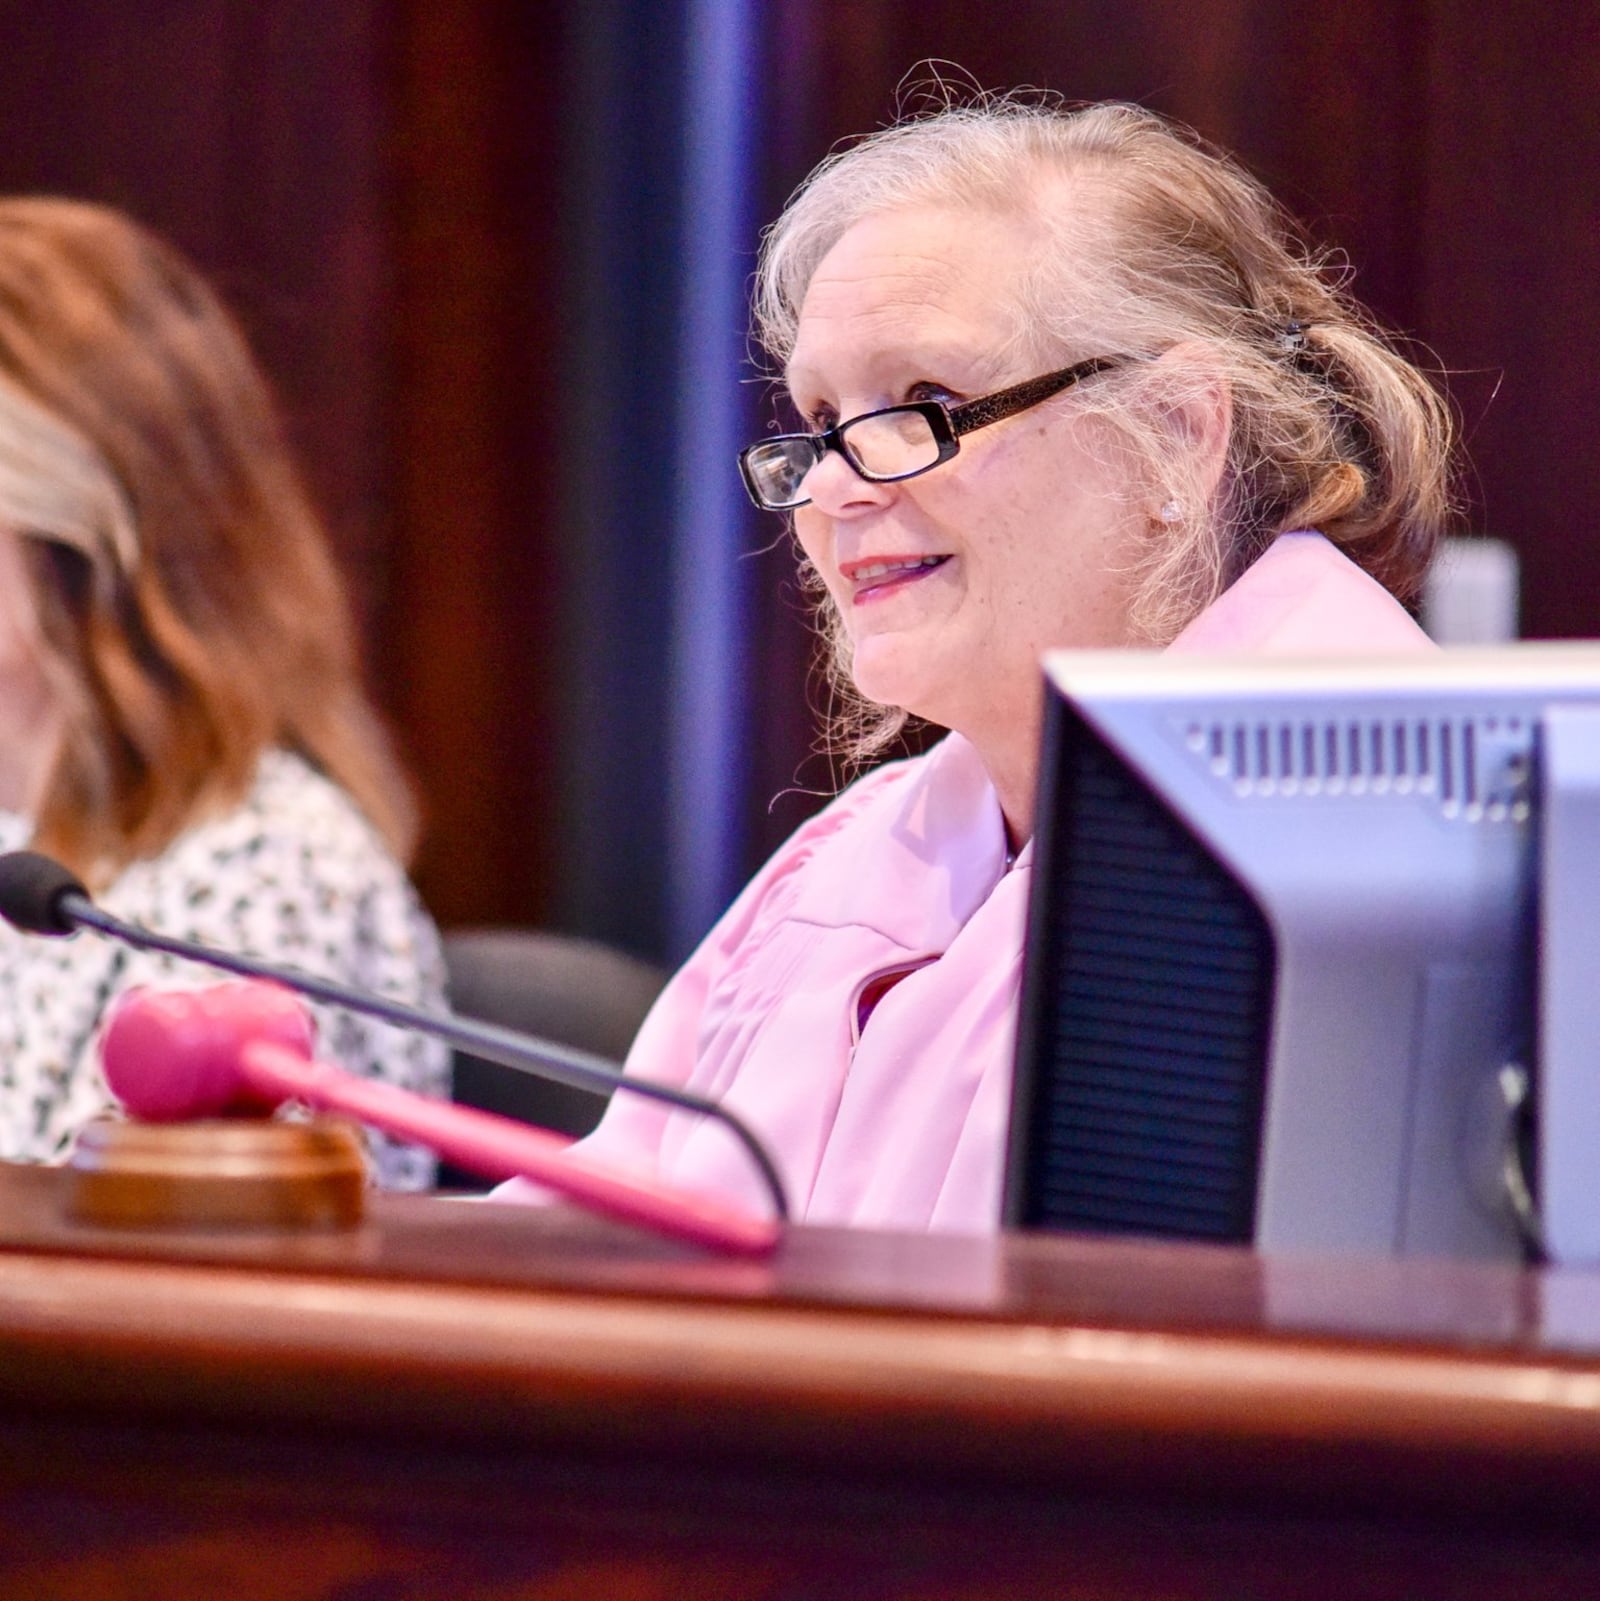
[64,1116,367,1231]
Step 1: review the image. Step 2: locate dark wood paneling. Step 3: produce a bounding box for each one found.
[385,1,569,925]
[0,1,571,928]
[0,1,391,609]
[762,2,1433,367]
[3,1,1598,931]
[1419,6,1600,637]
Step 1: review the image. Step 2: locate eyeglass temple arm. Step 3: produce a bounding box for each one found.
[947,356,1127,437]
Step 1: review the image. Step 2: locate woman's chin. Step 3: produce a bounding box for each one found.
[848,655,960,732]
[849,646,927,714]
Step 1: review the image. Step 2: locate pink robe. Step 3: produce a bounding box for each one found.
[498,533,1436,1231]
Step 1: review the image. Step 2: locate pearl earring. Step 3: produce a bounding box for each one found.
[1158,500,1183,524]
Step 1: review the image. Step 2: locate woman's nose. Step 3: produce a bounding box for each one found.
[801,447,895,516]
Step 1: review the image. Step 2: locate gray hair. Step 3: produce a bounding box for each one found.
[754,96,1457,759]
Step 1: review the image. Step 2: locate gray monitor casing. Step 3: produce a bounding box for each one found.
[1005,645,1600,1264]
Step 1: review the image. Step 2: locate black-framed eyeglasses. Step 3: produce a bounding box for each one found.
[737,354,1127,512]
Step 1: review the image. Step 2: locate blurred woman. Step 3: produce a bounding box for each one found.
[0,197,446,1185]
[499,96,1456,1232]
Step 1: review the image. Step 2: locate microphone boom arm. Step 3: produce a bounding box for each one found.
[62,893,791,1222]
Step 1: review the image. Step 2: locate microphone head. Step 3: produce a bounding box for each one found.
[0,851,89,935]
[101,981,315,1121]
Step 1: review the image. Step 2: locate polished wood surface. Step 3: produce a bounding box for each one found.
[0,1161,1597,1595]
[63,1117,367,1230]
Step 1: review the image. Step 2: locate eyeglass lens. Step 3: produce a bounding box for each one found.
[843,409,940,477]
[742,437,821,508]
[744,407,942,508]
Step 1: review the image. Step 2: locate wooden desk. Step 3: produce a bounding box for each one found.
[0,1161,1595,1597]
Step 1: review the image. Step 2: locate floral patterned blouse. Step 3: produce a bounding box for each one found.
[0,749,449,1188]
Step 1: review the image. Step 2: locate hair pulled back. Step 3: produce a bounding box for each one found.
[755,96,1457,758]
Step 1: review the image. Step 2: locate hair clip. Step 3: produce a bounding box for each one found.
[1279,319,1311,355]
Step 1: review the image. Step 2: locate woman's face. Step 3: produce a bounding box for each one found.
[785,204,1148,750]
[0,527,45,691]
[0,527,59,813]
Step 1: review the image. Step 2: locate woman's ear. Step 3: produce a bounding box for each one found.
[1147,341,1231,513]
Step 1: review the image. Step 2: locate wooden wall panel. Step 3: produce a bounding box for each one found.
[0,1,571,930]
[385,1,569,926]
[1418,6,1600,637]
[0,1,391,609]
[3,2,1599,935]
[761,2,1432,358]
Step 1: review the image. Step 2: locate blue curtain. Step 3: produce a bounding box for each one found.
[554,0,766,964]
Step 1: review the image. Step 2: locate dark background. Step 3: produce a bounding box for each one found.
[0,1,1594,962]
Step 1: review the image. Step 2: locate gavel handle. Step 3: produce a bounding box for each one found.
[239,1041,781,1256]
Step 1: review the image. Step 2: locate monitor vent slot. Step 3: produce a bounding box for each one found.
[1013,719,1275,1243]
[1188,713,1532,811]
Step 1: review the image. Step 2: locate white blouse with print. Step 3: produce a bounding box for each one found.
[0,750,449,1189]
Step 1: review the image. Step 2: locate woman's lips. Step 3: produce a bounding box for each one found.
[847,554,951,603]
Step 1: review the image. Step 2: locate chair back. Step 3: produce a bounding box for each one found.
[441,928,669,1183]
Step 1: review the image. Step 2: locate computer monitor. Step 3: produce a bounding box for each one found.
[1004,644,1600,1266]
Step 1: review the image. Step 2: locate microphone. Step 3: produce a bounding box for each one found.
[0,849,789,1226]
[0,850,85,935]
[100,983,779,1256]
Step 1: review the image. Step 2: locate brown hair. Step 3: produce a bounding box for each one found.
[755,96,1458,758]
[0,197,417,885]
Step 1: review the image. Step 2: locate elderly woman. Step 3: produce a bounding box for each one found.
[539,96,1456,1232]
[0,198,447,1186]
